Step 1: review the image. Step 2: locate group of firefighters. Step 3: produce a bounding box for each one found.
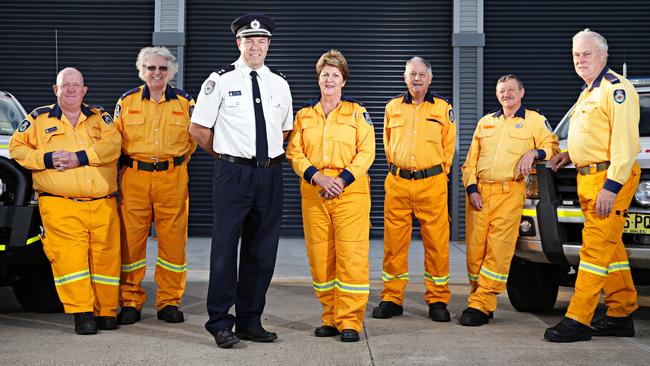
[7,11,641,348]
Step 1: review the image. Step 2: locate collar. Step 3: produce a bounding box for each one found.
[235,57,268,77]
[402,90,435,104]
[493,105,526,119]
[583,66,609,91]
[49,103,93,119]
[142,84,177,101]
[305,95,356,108]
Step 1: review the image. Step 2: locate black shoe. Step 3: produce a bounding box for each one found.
[117,306,141,325]
[459,307,489,326]
[157,305,185,323]
[236,326,278,342]
[95,316,118,330]
[371,301,403,319]
[544,317,592,342]
[74,312,97,335]
[214,329,240,349]
[314,325,340,337]
[340,329,360,342]
[428,302,451,322]
[591,315,635,337]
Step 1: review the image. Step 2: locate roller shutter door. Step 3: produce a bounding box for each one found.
[185,0,453,237]
[0,1,154,114]
[483,0,650,129]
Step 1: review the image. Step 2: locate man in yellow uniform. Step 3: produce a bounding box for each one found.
[545,29,640,342]
[10,67,122,335]
[114,46,196,325]
[372,56,456,322]
[461,74,558,326]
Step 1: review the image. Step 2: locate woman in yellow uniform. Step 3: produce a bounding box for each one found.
[286,50,375,342]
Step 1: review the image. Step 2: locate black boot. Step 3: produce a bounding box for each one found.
[591,315,635,337]
[428,302,451,322]
[371,301,403,319]
[117,306,141,325]
[157,305,185,323]
[74,312,97,335]
[544,317,592,342]
[459,307,489,326]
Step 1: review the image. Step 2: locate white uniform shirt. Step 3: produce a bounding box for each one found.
[191,57,293,159]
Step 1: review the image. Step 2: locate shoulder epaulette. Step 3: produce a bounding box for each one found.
[30,105,53,119]
[216,65,236,76]
[119,87,141,101]
[341,96,364,106]
[525,108,544,116]
[604,73,621,85]
[268,66,287,80]
[431,92,452,104]
[301,98,320,109]
[173,87,193,101]
[89,105,106,114]
[388,92,407,103]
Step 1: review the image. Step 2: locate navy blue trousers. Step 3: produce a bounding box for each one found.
[205,159,283,335]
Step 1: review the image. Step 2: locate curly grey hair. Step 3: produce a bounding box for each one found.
[136,46,179,82]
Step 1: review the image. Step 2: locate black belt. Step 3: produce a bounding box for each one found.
[576,161,610,175]
[216,153,284,168]
[389,164,444,180]
[121,155,185,172]
[39,192,114,202]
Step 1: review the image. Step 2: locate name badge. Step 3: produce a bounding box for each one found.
[228,90,242,97]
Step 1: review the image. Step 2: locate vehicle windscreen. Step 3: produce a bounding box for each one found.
[0,95,25,136]
[556,93,650,139]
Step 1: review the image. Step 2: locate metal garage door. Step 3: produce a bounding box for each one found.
[185,0,453,237]
[0,0,154,114]
[483,0,650,128]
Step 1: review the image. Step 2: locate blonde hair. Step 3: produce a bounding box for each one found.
[316,50,349,81]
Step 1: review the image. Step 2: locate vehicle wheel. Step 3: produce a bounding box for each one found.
[506,256,560,313]
[12,262,63,313]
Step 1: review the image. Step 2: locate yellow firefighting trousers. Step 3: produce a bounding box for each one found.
[119,162,189,311]
[381,171,451,305]
[301,169,371,332]
[465,179,525,314]
[39,196,120,316]
[566,163,640,325]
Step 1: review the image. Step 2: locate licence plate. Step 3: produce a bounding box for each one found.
[624,213,650,234]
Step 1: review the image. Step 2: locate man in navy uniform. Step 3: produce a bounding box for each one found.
[189,13,293,348]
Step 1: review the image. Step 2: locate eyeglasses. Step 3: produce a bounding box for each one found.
[146,66,169,71]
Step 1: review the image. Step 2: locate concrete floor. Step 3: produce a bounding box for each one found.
[0,238,648,365]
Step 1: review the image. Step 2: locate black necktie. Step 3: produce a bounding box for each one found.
[250,70,268,165]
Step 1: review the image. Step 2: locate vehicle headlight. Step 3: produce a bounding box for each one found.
[525,173,539,199]
[634,181,650,207]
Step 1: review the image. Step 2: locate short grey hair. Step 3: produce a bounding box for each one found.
[56,67,84,87]
[136,46,179,82]
[573,28,609,53]
[404,56,432,76]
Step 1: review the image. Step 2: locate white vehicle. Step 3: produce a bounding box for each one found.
[508,78,650,312]
[0,90,62,312]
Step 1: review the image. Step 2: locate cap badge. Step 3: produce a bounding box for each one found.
[251,19,260,29]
